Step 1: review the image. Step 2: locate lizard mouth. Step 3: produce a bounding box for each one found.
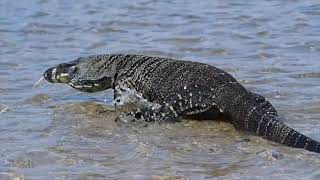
[43,67,71,83]
[34,67,72,88]
[68,76,112,93]
[43,64,113,93]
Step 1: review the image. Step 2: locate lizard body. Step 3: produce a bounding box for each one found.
[43,54,320,153]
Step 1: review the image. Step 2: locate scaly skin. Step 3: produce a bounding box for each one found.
[43,54,320,153]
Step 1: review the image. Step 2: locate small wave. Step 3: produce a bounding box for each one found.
[295,72,320,79]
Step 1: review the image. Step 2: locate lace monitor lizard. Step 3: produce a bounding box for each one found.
[43,54,320,153]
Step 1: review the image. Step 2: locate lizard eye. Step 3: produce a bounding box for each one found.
[69,66,78,74]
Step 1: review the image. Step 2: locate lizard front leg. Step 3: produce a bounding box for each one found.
[113,81,138,108]
[113,81,168,123]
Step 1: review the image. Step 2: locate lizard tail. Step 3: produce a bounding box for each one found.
[254,117,320,153]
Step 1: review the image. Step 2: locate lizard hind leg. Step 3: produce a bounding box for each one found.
[250,92,278,118]
[154,84,221,121]
[183,106,222,120]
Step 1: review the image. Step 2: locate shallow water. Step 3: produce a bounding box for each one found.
[1,0,320,179]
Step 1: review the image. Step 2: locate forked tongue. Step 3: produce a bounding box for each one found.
[33,76,45,88]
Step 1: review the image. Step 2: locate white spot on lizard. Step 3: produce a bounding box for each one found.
[169,106,178,117]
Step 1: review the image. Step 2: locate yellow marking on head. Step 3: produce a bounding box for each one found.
[60,73,69,77]
[83,85,92,88]
[58,73,70,83]
[74,85,83,89]
[60,77,70,83]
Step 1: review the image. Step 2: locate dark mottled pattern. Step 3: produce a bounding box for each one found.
[45,54,320,153]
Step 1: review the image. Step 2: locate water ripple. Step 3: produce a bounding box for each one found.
[1,0,320,179]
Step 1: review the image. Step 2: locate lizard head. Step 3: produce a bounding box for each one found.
[43,55,114,93]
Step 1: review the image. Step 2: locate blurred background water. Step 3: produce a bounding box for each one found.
[1,0,320,179]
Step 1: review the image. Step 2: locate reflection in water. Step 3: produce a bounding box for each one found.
[1,0,320,179]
